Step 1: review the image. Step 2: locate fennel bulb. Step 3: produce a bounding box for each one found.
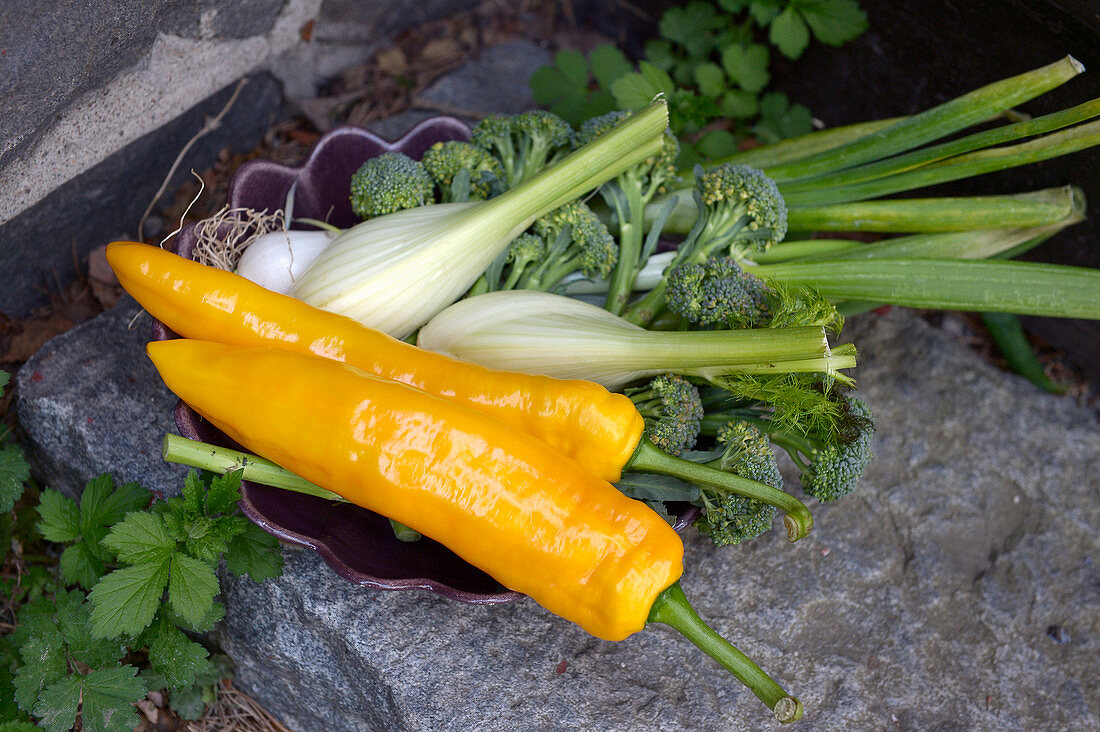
[291,101,671,339]
[417,290,856,390]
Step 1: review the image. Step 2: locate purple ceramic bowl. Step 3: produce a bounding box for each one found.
[156,117,697,604]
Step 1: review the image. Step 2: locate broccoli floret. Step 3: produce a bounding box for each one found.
[622,163,786,325]
[666,256,772,329]
[470,110,574,188]
[626,373,704,456]
[693,421,782,546]
[349,152,435,219]
[514,201,618,291]
[576,111,681,315]
[498,232,548,290]
[420,140,505,202]
[695,163,788,254]
[768,394,875,501]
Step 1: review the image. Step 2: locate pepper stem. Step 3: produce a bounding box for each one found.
[626,437,813,541]
[162,434,345,502]
[648,582,803,723]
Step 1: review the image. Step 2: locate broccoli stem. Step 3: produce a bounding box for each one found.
[648,582,803,723]
[162,434,345,502]
[627,438,813,541]
[604,183,647,314]
[479,102,668,233]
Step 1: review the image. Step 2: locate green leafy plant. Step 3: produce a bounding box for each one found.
[529,0,868,164]
[2,470,284,728]
[0,371,30,514]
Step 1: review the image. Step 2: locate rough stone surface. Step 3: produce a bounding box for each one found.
[368,40,552,141]
[204,310,1100,731]
[0,74,284,320]
[13,288,1100,727]
[0,0,484,318]
[15,297,187,500]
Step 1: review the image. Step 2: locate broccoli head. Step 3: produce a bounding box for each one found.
[498,232,548,290]
[527,201,618,286]
[665,256,772,329]
[420,140,505,202]
[470,110,574,188]
[620,163,784,326]
[769,393,875,501]
[575,112,680,199]
[349,152,435,219]
[696,163,788,254]
[693,421,782,547]
[626,373,704,456]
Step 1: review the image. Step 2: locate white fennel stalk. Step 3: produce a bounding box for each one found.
[291,101,671,339]
[417,290,854,390]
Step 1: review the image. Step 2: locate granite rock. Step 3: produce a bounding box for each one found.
[13,278,1100,729]
[368,40,552,141]
[15,297,187,499]
[208,310,1100,731]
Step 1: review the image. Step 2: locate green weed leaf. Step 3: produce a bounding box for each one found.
[611,72,662,111]
[32,674,81,732]
[224,521,284,583]
[0,444,29,513]
[801,0,869,46]
[146,615,211,692]
[693,62,728,97]
[203,470,242,515]
[13,633,66,713]
[721,43,770,93]
[748,0,782,25]
[79,475,150,539]
[589,44,633,90]
[89,561,170,638]
[50,666,145,732]
[722,89,759,118]
[168,554,218,630]
[770,6,811,59]
[102,512,175,566]
[35,489,80,543]
[58,541,106,591]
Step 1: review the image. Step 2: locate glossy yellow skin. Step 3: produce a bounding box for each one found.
[147,339,684,641]
[108,241,644,483]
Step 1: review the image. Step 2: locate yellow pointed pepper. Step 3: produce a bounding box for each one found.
[109,241,642,483]
[149,339,803,721]
[148,338,681,641]
[108,241,814,540]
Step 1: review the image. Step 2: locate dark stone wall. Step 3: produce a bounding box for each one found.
[0,74,284,317]
[0,0,483,319]
[0,0,286,170]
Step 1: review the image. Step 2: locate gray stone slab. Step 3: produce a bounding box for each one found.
[0,74,283,319]
[0,0,284,174]
[369,40,552,141]
[209,309,1100,731]
[15,297,187,499]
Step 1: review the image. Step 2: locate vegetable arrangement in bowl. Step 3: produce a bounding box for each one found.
[110,57,1100,722]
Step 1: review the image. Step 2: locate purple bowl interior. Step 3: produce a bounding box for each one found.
[157,117,698,605]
